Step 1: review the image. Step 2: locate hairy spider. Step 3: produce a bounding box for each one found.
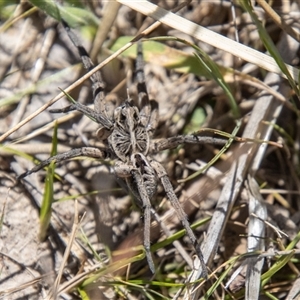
[18,21,227,277]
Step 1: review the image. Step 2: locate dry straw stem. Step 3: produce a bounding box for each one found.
[47,200,83,300]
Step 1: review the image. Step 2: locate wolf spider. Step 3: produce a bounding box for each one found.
[18,21,227,278]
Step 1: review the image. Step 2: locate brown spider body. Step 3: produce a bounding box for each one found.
[18,21,229,277]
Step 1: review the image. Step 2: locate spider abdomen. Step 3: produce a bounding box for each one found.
[131,153,157,204]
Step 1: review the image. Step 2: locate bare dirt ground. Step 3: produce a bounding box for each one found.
[1,1,300,299]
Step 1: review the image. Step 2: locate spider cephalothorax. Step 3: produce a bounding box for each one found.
[109,101,151,161]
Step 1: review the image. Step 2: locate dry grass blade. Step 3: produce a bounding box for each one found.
[245,176,267,300]
[286,276,300,299]
[48,200,82,300]
[89,1,121,62]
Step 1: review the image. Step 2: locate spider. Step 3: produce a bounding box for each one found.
[18,21,227,278]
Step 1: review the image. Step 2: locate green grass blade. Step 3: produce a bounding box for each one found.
[0,1,18,20]
[39,122,58,241]
[80,246,146,287]
[285,229,300,250]
[263,292,280,300]
[77,288,90,300]
[79,227,103,262]
[28,0,60,21]
[28,0,99,27]
[0,145,36,162]
[261,250,295,287]
[193,51,240,118]
[203,262,236,299]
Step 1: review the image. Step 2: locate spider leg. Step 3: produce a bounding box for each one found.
[60,21,113,130]
[130,168,155,273]
[151,160,208,278]
[136,42,150,127]
[49,104,74,114]
[150,134,227,153]
[17,147,108,180]
[136,42,159,135]
[52,102,113,129]
[115,157,155,273]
